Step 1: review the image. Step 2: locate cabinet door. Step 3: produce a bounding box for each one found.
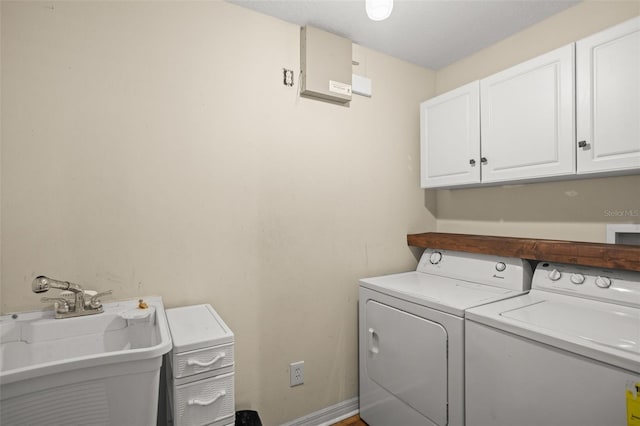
[577,17,640,174]
[480,44,575,184]
[420,81,480,188]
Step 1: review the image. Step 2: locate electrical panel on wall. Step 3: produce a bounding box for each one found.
[300,26,352,104]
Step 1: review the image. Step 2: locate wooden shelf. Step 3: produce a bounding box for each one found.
[407,232,640,272]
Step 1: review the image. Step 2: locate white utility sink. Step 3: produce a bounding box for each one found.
[0,296,172,426]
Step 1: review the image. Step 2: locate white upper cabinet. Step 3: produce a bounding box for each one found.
[419,18,639,189]
[480,44,576,184]
[420,81,480,188]
[576,17,640,175]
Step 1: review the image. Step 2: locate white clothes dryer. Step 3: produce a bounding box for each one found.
[465,262,640,426]
[359,249,532,426]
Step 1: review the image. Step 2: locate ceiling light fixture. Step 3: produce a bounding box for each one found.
[366,0,393,21]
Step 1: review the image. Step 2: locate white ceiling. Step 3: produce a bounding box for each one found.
[226,0,580,70]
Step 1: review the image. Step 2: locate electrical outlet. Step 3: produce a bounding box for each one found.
[290,361,304,386]
[283,68,294,87]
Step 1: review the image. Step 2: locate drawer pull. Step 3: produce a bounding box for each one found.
[187,352,225,367]
[187,390,226,406]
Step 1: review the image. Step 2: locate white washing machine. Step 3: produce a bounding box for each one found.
[359,249,532,426]
[465,262,640,426]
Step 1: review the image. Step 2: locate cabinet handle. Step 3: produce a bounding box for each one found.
[187,352,225,367]
[578,140,587,148]
[188,390,226,406]
[469,159,476,165]
[481,157,488,164]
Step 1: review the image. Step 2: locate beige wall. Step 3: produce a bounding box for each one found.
[434,1,640,242]
[0,1,435,424]
[3,0,640,424]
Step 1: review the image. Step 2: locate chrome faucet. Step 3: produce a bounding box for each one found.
[32,276,112,319]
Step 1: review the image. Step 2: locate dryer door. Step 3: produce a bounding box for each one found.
[365,300,448,426]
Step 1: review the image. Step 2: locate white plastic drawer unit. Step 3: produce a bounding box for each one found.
[166,304,235,426]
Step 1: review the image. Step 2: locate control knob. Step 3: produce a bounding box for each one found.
[570,273,585,285]
[548,269,561,281]
[495,262,506,272]
[595,276,612,288]
[429,251,443,265]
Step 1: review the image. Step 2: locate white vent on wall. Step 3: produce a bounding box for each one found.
[606,224,640,245]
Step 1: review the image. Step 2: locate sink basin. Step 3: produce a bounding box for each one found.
[0,296,172,425]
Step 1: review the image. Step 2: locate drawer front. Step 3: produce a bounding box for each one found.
[173,372,234,426]
[173,343,234,378]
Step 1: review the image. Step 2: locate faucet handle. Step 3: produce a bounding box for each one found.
[89,290,113,309]
[41,297,71,313]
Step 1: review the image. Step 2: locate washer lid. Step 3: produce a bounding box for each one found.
[466,290,640,372]
[166,304,234,353]
[359,271,522,317]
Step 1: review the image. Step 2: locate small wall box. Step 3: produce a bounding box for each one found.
[300,25,352,104]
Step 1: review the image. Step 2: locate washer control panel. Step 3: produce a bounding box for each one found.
[534,262,640,307]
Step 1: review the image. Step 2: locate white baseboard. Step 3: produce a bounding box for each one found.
[280,397,359,426]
